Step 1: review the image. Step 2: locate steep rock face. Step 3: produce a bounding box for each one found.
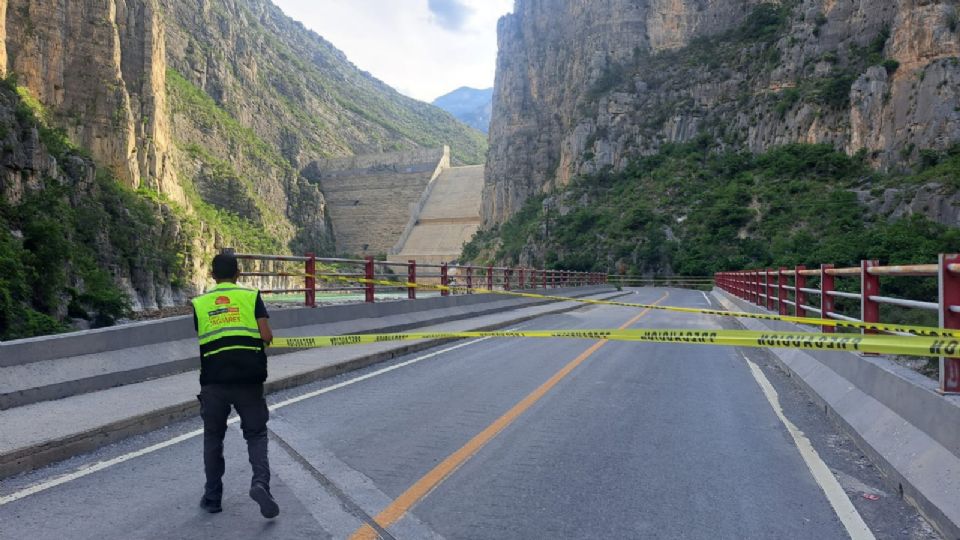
[159,0,486,255]
[484,0,960,225]
[5,0,175,195]
[0,81,192,323]
[0,0,6,77]
[1,0,487,325]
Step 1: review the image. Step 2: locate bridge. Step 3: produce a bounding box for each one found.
[1,254,958,539]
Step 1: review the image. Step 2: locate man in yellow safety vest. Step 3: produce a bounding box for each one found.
[192,253,278,518]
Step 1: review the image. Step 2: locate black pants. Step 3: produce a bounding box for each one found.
[198,383,270,500]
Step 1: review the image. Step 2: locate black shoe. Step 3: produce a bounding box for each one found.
[200,496,222,514]
[249,483,279,519]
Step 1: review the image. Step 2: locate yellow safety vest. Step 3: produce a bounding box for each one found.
[192,283,263,359]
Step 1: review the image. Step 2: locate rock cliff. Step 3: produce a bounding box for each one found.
[5,0,174,194]
[484,0,960,225]
[0,0,486,335]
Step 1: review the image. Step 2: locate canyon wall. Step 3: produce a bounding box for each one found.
[484,0,960,225]
[0,0,485,330]
[5,0,175,195]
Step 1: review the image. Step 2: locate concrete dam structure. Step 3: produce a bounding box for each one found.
[388,164,484,265]
[304,147,483,262]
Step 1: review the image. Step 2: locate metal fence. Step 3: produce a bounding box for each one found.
[715,254,960,394]
[228,251,606,308]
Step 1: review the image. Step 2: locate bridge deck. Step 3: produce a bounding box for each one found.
[0,288,934,539]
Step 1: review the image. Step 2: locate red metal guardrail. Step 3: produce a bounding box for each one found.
[715,254,960,394]
[227,250,606,308]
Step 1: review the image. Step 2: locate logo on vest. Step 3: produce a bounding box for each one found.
[215,296,231,305]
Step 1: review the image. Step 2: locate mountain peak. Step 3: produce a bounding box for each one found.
[432,87,494,133]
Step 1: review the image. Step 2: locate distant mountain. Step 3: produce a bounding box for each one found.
[433,87,494,133]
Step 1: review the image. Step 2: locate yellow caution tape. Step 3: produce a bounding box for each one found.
[296,271,959,338]
[271,328,957,358]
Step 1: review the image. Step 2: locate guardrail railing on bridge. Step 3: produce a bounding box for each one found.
[715,254,960,395]
[227,250,606,308]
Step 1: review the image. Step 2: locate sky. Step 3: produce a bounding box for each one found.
[272,0,514,103]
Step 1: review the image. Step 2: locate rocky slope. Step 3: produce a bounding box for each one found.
[0,0,486,336]
[0,78,191,337]
[484,0,960,225]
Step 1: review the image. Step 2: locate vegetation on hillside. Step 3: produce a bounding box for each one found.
[173,0,487,165]
[166,69,292,253]
[584,1,906,156]
[0,77,190,339]
[463,141,959,280]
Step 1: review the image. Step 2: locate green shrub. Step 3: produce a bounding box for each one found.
[739,3,791,41]
[774,88,801,117]
[0,83,195,340]
[810,72,857,108]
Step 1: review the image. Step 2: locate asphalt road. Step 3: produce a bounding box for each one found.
[0,288,938,539]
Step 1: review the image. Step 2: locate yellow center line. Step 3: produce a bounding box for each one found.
[349,292,670,539]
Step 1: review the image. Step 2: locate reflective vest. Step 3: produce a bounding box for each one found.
[192,283,267,384]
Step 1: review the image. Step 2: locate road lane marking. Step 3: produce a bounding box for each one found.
[740,352,875,540]
[349,293,670,540]
[265,429,369,537]
[269,417,447,539]
[0,336,499,507]
[269,427,398,540]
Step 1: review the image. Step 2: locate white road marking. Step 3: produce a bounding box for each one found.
[701,291,711,306]
[0,336,496,507]
[741,352,875,540]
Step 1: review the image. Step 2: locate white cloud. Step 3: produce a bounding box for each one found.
[271,0,513,102]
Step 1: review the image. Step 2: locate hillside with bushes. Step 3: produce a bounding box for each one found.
[465,141,960,286]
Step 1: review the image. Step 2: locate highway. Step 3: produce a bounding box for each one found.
[0,288,937,539]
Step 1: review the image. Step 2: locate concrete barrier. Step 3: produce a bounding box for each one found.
[0,286,620,478]
[0,288,609,410]
[0,289,550,366]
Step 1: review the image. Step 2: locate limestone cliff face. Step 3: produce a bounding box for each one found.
[1,0,486,319]
[0,81,192,318]
[5,0,175,196]
[484,0,960,225]
[0,0,6,78]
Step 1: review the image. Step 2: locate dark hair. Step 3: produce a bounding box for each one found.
[212,253,239,280]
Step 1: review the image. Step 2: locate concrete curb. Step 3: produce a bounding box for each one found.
[712,288,960,539]
[0,289,625,479]
[1,286,598,367]
[1,288,606,410]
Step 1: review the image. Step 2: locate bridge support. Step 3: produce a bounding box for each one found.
[441,263,450,297]
[795,266,807,318]
[778,267,788,315]
[861,260,880,334]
